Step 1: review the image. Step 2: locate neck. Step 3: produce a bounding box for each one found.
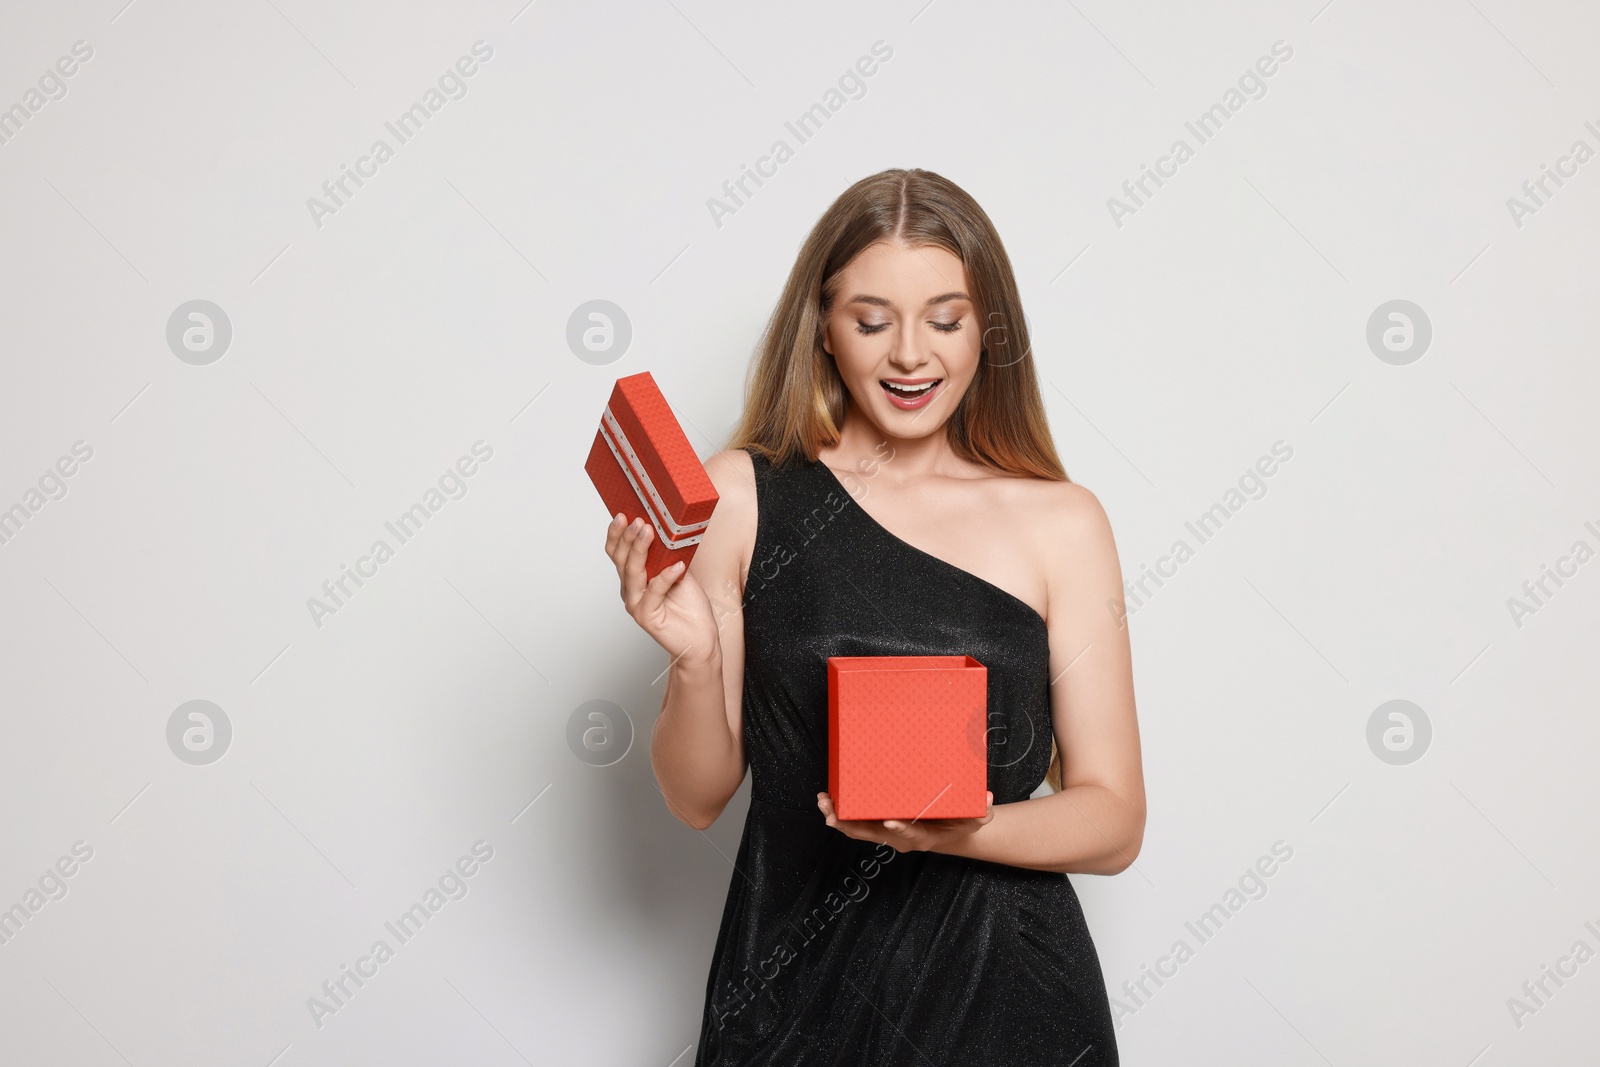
[822,405,959,484]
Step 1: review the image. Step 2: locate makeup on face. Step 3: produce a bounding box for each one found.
[826,243,980,425]
[849,293,968,413]
[878,376,944,409]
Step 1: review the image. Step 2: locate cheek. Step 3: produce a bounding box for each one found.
[948,331,983,374]
[822,318,844,355]
[828,323,874,368]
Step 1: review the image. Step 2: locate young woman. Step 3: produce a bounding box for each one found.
[603,168,1143,1066]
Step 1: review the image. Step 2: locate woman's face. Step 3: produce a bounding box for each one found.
[821,239,982,439]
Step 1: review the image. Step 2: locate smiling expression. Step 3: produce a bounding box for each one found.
[821,240,983,438]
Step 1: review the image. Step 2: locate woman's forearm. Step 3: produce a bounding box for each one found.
[650,651,745,830]
[934,784,1144,875]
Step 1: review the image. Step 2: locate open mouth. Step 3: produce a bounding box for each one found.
[880,378,943,409]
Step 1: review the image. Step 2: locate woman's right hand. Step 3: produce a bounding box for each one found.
[604,513,721,667]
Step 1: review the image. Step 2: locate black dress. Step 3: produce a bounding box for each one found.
[693,448,1119,1066]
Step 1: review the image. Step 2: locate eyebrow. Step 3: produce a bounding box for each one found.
[845,291,970,308]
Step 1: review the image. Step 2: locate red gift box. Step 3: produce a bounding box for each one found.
[585,371,719,580]
[827,655,989,821]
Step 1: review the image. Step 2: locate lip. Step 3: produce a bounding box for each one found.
[879,377,944,410]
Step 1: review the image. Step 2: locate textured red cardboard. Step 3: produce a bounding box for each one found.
[827,655,989,820]
[585,371,719,579]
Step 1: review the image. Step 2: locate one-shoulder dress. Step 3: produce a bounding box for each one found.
[692,448,1119,1066]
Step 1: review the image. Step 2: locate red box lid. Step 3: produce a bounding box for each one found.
[602,371,718,529]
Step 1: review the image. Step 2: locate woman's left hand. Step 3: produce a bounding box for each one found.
[817,791,994,854]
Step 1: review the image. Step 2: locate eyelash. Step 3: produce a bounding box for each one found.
[854,320,964,335]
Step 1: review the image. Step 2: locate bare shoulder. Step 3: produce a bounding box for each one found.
[702,448,756,512]
[677,449,759,615]
[697,449,758,558]
[1005,477,1120,601]
[1004,475,1112,542]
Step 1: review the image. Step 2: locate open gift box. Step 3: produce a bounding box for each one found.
[827,654,989,821]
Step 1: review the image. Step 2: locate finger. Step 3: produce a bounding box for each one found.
[607,514,640,582]
[604,511,625,553]
[604,513,627,572]
[819,796,878,836]
[624,521,658,613]
[607,512,639,552]
[620,518,650,607]
[615,516,643,599]
[818,795,856,828]
[816,797,902,846]
[642,558,688,611]
[648,558,688,594]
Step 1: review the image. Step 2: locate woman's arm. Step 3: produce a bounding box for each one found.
[927,482,1146,875]
[647,449,758,831]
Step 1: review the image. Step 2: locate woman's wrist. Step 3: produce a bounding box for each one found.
[925,807,998,862]
[670,643,722,678]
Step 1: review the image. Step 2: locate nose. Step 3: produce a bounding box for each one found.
[886,323,933,374]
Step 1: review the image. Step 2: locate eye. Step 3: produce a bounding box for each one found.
[854,321,890,335]
[930,320,964,333]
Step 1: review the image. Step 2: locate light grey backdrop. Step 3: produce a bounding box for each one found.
[2,1,1597,1064]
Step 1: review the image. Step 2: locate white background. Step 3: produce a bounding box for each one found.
[1,1,1597,1064]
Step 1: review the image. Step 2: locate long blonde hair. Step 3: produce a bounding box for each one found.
[724,168,1071,793]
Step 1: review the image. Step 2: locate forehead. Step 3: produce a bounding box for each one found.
[835,241,969,304]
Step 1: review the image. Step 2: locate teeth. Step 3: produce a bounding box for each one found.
[883,380,936,395]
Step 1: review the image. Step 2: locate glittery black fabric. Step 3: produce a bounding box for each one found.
[693,448,1119,1066]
